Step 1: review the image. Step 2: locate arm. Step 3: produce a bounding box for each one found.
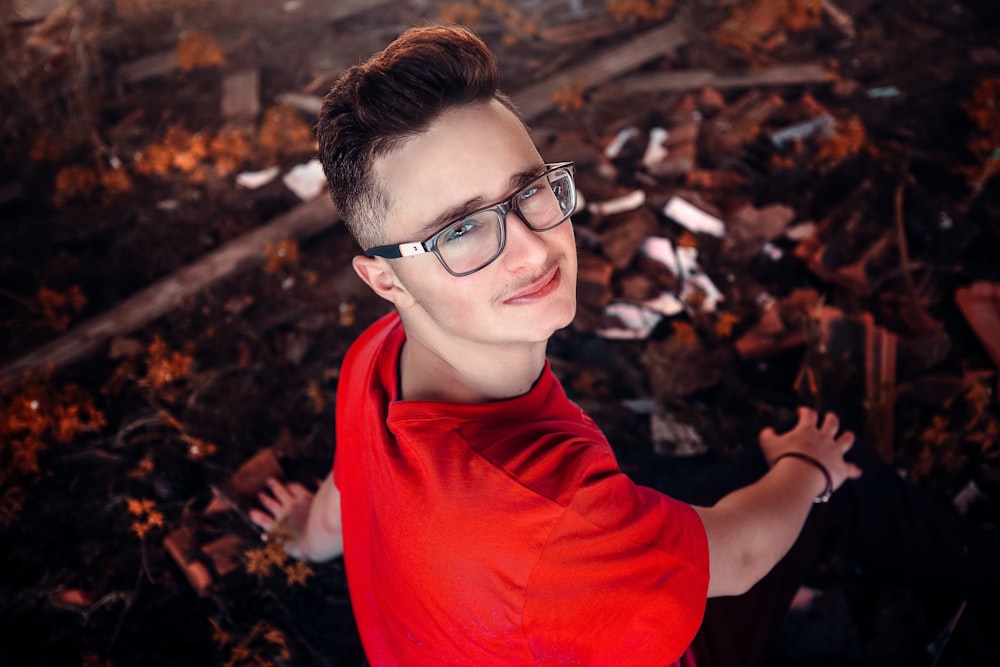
[693,407,862,597]
[249,473,343,562]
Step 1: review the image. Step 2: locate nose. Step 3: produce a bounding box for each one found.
[500,209,549,271]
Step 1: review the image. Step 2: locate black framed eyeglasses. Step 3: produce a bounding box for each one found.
[364,162,576,277]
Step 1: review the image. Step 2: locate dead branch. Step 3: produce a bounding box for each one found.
[0,195,338,384]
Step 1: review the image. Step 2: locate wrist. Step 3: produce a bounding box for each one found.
[772,451,833,503]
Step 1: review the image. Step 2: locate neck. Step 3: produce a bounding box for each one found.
[399,334,548,403]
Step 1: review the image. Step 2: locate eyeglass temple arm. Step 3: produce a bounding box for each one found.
[365,242,428,259]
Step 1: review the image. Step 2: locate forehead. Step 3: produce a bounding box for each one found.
[375,100,543,237]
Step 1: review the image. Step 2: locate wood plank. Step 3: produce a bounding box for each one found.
[0,195,338,383]
[511,19,690,120]
[593,62,831,100]
[7,0,61,23]
[327,0,394,22]
[221,68,260,118]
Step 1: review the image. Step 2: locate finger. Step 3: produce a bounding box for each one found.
[257,491,285,517]
[759,426,777,446]
[836,429,856,450]
[845,462,863,480]
[797,406,818,427]
[265,477,293,504]
[820,411,839,435]
[248,508,275,531]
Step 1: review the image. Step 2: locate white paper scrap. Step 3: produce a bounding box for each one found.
[651,409,707,457]
[587,189,645,217]
[597,302,662,340]
[769,113,835,147]
[604,126,639,159]
[641,236,679,274]
[664,196,725,237]
[953,479,984,515]
[236,165,281,190]
[282,159,326,200]
[675,245,700,279]
[641,127,670,166]
[644,291,685,316]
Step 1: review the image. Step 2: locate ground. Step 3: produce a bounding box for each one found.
[1,1,999,665]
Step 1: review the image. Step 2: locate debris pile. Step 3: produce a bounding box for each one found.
[1,0,999,665]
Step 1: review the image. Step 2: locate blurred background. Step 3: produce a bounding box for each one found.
[1,1,999,665]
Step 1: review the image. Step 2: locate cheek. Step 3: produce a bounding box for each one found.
[558,223,578,268]
[404,269,486,316]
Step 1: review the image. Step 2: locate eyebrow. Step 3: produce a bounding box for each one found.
[412,165,546,240]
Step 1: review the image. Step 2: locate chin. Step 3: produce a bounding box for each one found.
[533,294,577,339]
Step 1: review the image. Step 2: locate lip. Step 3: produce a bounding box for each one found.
[504,266,561,304]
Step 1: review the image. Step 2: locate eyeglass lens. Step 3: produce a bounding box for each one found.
[436,167,575,275]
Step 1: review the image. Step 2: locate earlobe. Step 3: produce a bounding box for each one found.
[352,255,415,308]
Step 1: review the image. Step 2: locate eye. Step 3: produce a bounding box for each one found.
[518,185,541,202]
[443,218,483,244]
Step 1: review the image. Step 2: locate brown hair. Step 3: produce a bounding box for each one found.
[317,24,519,250]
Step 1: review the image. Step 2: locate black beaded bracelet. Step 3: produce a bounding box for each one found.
[772,452,834,503]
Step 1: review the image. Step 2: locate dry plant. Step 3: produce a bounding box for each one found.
[550,77,589,112]
[606,0,675,22]
[437,0,539,44]
[258,104,316,161]
[961,77,1000,193]
[243,523,313,586]
[910,383,1000,483]
[712,0,824,64]
[814,115,867,169]
[0,284,88,333]
[215,619,292,667]
[0,373,106,523]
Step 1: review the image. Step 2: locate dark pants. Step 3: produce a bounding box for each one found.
[685,441,1000,667]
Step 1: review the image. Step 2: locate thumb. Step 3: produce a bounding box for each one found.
[759,426,777,447]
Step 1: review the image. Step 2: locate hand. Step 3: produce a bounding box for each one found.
[759,407,863,495]
[249,477,315,559]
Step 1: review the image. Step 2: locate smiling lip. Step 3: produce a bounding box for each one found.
[504,266,561,304]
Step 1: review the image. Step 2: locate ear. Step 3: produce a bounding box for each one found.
[352,255,416,309]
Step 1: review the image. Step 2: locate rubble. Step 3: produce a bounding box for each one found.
[1,0,999,664]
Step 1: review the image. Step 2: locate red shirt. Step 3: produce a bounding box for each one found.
[334,312,709,666]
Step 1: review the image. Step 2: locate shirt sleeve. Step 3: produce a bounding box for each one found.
[521,448,710,667]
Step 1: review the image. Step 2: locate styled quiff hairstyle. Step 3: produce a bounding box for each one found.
[317,24,519,251]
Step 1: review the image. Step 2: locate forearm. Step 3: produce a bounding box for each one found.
[295,474,344,562]
[694,455,827,597]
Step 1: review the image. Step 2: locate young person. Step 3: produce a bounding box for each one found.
[250,24,996,666]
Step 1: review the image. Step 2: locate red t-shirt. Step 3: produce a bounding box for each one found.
[333,312,709,666]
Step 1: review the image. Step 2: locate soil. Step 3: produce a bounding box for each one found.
[1,1,999,665]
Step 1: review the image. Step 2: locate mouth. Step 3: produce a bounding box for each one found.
[503,265,561,305]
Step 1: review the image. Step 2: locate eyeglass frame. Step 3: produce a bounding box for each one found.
[363,161,576,277]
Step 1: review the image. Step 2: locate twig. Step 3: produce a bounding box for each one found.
[106,565,143,651]
[821,0,856,40]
